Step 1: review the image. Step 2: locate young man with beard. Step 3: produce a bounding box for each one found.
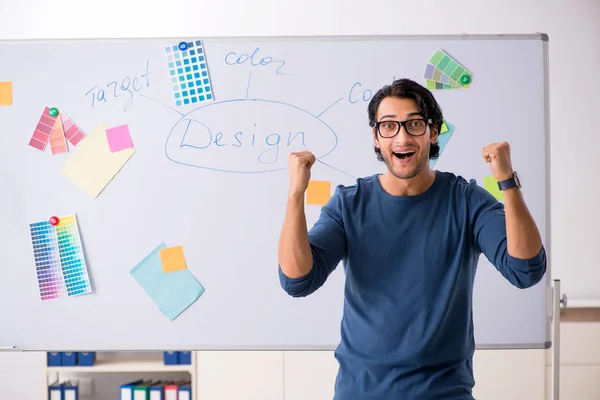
[277,78,547,399]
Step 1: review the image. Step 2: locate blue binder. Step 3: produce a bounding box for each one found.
[149,381,166,399]
[63,380,79,400]
[48,381,63,400]
[120,379,144,400]
[47,352,62,366]
[178,351,191,364]
[178,383,192,400]
[61,351,77,366]
[163,351,178,365]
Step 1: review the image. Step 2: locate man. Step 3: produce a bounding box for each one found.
[277,78,546,399]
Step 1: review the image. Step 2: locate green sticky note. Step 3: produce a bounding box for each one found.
[130,243,205,320]
[484,176,504,200]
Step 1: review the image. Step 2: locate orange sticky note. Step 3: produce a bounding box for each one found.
[159,245,187,273]
[306,180,331,205]
[0,82,12,106]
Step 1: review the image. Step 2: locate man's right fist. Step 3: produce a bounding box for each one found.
[288,151,316,195]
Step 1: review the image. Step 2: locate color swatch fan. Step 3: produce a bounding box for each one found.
[424,49,473,90]
[29,214,92,301]
[28,107,86,154]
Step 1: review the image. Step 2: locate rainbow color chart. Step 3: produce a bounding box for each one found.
[164,39,214,107]
[29,214,91,301]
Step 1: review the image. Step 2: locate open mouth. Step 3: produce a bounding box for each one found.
[393,151,416,161]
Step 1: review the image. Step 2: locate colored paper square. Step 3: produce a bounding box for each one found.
[0,82,12,105]
[130,243,205,321]
[105,124,133,153]
[62,122,135,198]
[484,176,504,201]
[306,180,331,205]
[440,121,448,134]
[159,246,187,273]
[430,122,455,169]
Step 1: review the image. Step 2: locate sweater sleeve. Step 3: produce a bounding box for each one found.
[279,186,347,297]
[468,180,547,289]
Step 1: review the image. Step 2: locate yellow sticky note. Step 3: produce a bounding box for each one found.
[440,121,448,134]
[0,82,12,106]
[159,245,187,273]
[484,176,504,201]
[62,123,135,198]
[306,180,331,205]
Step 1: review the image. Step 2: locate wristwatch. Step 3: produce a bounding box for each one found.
[497,171,521,191]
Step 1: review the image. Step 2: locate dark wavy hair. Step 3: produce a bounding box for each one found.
[368,78,444,162]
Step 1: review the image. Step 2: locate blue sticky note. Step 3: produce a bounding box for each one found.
[130,243,205,320]
[430,121,455,169]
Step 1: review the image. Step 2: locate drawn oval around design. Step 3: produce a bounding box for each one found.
[164,99,338,173]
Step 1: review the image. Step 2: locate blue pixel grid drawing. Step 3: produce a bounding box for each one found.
[165,39,214,107]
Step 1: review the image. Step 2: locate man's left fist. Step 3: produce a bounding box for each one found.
[482,141,514,181]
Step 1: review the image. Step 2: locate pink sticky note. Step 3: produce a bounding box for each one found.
[105,124,133,153]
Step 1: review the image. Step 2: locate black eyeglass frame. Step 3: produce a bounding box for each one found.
[373,118,434,138]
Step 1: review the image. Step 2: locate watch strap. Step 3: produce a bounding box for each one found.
[497,172,520,191]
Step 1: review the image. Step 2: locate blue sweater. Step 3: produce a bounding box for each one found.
[279,171,546,400]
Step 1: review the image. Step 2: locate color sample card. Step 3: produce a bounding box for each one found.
[60,110,86,146]
[0,82,12,105]
[484,176,504,201]
[105,124,133,153]
[306,180,331,205]
[130,243,205,320]
[165,39,214,107]
[424,49,472,90]
[29,107,59,151]
[49,117,68,155]
[29,214,91,301]
[29,107,87,153]
[160,245,187,273]
[30,219,65,301]
[62,122,135,198]
[55,215,92,296]
[430,121,455,169]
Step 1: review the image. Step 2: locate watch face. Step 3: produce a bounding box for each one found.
[514,172,521,187]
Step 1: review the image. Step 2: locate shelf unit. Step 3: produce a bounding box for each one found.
[44,352,197,400]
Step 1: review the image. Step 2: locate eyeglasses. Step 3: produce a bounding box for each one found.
[374,118,433,138]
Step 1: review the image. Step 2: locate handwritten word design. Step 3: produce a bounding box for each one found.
[164,99,338,173]
[85,61,154,112]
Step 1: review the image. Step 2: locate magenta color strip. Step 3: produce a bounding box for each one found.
[69,131,85,146]
[40,114,56,126]
[36,122,52,134]
[28,137,45,151]
[32,130,49,142]
[60,111,86,146]
[29,107,59,152]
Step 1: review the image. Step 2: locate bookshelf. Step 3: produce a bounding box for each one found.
[44,352,197,399]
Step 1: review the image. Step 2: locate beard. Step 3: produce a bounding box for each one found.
[382,146,430,180]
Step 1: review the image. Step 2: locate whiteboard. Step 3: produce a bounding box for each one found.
[0,34,551,351]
